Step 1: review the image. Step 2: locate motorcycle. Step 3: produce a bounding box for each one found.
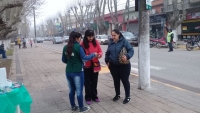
[150,38,158,48]
[156,38,177,49]
[185,38,200,51]
[150,37,166,48]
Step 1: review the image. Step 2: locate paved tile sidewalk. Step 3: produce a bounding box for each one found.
[10,46,200,113]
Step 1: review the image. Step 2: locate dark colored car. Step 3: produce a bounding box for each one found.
[52,37,63,44]
[121,31,138,46]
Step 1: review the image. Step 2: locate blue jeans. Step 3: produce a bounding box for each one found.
[66,72,84,108]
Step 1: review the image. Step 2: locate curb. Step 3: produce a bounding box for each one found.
[177,45,200,50]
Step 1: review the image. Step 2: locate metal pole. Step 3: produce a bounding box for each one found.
[33,7,36,43]
[25,17,27,39]
[138,0,150,89]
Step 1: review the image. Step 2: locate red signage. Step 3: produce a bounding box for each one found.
[186,12,200,20]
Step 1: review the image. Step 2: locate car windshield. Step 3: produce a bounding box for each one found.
[99,35,108,39]
[122,32,135,37]
[55,37,62,40]
[64,36,69,39]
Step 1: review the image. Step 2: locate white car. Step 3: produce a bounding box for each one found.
[96,35,109,45]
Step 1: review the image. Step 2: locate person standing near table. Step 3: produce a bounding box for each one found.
[105,29,134,104]
[62,31,97,112]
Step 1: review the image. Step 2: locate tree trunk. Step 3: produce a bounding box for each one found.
[172,29,178,42]
[138,0,150,90]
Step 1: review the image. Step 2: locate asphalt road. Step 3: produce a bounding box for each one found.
[35,41,200,93]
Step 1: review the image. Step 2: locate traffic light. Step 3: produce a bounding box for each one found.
[135,0,138,11]
[135,0,152,11]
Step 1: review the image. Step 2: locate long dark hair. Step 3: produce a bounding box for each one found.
[112,29,124,38]
[67,31,82,58]
[83,29,97,49]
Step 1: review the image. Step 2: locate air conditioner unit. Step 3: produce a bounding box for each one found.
[161,8,164,13]
[179,14,186,20]
[132,16,137,19]
[151,9,156,14]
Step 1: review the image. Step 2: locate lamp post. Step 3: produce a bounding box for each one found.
[33,6,36,43]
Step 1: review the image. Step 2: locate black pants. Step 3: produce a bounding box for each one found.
[84,68,99,101]
[109,63,131,98]
[19,44,21,49]
[168,42,173,51]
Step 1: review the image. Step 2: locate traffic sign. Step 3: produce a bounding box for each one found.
[146,0,152,10]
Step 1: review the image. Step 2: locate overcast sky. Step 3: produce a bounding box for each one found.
[31,0,135,26]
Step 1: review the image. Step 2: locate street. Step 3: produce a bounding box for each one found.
[37,41,200,93]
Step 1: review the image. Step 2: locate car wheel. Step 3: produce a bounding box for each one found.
[101,42,104,45]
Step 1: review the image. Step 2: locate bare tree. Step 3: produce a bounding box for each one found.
[107,0,120,29]
[123,0,130,31]
[166,0,186,42]
[0,0,44,39]
[95,0,108,34]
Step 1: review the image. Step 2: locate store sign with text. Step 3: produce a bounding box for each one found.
[187,12,200,20]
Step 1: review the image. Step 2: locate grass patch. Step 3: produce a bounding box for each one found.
[6,48,14,56]
[0,59,12,78]
[6,44,14,56]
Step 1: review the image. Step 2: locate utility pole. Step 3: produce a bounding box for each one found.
[137,0,150,89]
[25,17,27,39]
[33,7,37,43]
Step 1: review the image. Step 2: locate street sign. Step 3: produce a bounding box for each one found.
[146,0,152,10]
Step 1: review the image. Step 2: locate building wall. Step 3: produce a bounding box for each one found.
[164,0,200,12]
[152,0,164,13]
[164,0,200,40]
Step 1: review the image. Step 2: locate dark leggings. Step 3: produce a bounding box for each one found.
[109,63,131,98]
[84,68,99,101]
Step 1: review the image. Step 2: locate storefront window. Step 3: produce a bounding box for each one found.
[182,21,200,33]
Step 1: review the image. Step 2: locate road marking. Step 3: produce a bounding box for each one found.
[131,63,165,70]
[131,67,138,74]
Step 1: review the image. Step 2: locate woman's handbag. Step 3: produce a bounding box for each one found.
[91,60,101,73]
[119,40,129,64]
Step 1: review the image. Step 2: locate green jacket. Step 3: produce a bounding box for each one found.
[62,42,96,73]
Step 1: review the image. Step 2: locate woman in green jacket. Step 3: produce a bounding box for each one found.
[62,31,97,112]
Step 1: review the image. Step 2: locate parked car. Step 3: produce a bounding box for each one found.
[96,35,109,45]
[63,36,69,43]
[121,31,138,46]
[52,37,63,44]
[36,38,43,43]
[44,37,48,41]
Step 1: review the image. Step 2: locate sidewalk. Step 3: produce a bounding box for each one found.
[10,45,200,113]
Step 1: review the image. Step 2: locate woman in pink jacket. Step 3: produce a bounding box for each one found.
[81,29,103,105]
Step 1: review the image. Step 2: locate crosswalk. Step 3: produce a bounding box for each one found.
[100,62,165,74]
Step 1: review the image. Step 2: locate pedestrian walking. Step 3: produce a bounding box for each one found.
[167,29,174,52]
[22,38,27,48]
[105,29,134,104]
[30,39,33,48]
[62,31,97,112]
[17,38,21,49]
[81,29,102,105]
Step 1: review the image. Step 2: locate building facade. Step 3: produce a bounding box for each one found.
[164,0,200,40]
[149,0,167,38]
